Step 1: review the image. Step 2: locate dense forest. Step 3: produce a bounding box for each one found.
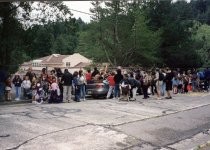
[0,0,210,73]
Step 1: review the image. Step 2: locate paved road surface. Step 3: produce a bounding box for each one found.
[0,93,210,150]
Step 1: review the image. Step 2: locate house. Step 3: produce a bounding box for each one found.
[20,53,92,73]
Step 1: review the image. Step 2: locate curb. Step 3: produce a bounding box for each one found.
[0,99,31,105]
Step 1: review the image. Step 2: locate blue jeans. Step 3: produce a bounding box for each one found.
[161,82,166,96]
[107,86,115,98]
[114,84,120,98]
[15,86,21,99]
[80,84,86,99]
[192,80,197,91]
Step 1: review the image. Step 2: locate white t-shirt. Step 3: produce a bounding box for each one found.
[22,80,31,89]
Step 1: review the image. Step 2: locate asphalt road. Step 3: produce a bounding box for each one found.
[0,93,210,150]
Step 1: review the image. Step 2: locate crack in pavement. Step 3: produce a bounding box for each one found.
[110,102,210,127]
[5,123,89,150]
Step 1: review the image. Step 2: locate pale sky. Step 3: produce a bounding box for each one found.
[64,1,93,23]
[64,0,191,23]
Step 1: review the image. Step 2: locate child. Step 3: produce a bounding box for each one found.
[22,76,32,99]
[49,78,61,103]
[5,76,12,101]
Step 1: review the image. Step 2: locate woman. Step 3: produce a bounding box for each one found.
[12,74,22,100]
[78,70,86,101]
[142,71,149,99]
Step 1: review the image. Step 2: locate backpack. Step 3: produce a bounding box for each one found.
[129,78,138,88]
[159,72,165,81]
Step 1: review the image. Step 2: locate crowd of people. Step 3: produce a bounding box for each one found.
[1,66,210,104]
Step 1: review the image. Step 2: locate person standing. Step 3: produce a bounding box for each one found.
[85,69,92,84]
[142,71,150,99]
[204,67,210,91]
[73,71,80,102]
[106,72,115,99]
[22,75,32,99]
[12,74,22,100]
[165,68,173,99]
[26,67,36,82]
[128,72,139,100]
[154,68,162,100]
[78,70,86,101]
[160,69,166,96]
[114,69,123,99]
[61,69,73,103]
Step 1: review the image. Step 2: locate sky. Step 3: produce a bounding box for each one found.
[64,1,93,23]
[64,0,191,23]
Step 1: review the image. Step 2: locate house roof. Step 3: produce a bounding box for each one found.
[41,54,68,64]
[20,53,92,67]
[74,62,91,68]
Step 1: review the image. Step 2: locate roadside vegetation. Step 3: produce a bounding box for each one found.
[1,0,210,73]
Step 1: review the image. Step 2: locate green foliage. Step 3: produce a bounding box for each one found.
[0,2,75,73]
[2,0,210,73]
[194,24,210,66]
[132,11,162,67]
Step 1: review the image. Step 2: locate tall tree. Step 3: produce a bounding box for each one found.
[144,0,202,68]
[0,2,72,72]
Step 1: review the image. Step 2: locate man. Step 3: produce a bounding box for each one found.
[26,67,36,82]
[114,69,123,99]
[128,72,139,100]
[165,68,173,99]
[61,69,73,103]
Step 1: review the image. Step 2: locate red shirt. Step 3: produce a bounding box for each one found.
[85,73,92,81]
[107,75,115,86]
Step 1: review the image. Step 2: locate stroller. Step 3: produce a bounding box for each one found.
[34,83,46,104]
[49,89,61,103]
[119,80,131,101]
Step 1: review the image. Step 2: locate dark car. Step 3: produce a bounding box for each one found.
[86,80,109,98]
